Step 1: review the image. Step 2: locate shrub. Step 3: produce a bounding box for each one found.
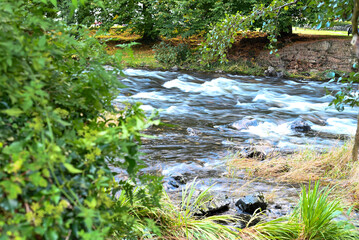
[153,42,192,67]
[0,1,161,239]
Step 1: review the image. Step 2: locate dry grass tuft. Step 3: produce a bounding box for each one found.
[229,140,353,182]
[228,139,359,206]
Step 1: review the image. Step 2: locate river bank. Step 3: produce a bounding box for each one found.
[105,33,355,81]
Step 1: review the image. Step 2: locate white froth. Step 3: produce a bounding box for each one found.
[139,105,155,111]
[242,122,291,138]
[163,79,201,92]
[123,68,167,79]
[312,118,356,135]
[165,105,190,114]
[131,92,169,101]
[163,77,243,96]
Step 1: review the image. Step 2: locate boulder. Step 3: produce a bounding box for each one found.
[276,71,285,78]
[171,65,179,71]
[300,114,326,126]
[235,194,268,214]
[192,194,231,217]
[186,127,202,136]
[230,117,258,131]
[264,66,277,77]
[239,145,272,160]
[170,172,187,184]
[290,118,311,133]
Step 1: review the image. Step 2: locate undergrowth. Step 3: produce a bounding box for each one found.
[116,180,359,239]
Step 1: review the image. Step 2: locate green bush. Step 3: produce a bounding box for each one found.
[0,1,161,239]
[153,42,192,67]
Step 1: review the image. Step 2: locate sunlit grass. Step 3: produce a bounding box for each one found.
[293,27,349,36]
[254,182,359,240]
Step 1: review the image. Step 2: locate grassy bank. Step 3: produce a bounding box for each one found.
[227,139,359,208]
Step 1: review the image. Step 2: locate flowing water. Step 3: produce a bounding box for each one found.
[113,68,357,218]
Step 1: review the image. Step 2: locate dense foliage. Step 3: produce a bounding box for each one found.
[56,0,302,42]
[153,42,192,67]
[200,0,353,64]
[0,0,162,239]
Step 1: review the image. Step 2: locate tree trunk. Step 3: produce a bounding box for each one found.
[279,24,293,37]
[352,0,359,161]
[353,112,359,161]
[353,0,359,37]
[140,2,159,43]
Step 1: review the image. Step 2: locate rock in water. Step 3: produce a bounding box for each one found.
[235,194,268,214]
[231,117,258,130]
[264,66,277,77]
[186,127,202,136]
[239,145,271,160]
[300,114,326,126]
[290,118,311,133]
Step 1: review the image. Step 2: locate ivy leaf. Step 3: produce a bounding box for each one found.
[63,163,82,174]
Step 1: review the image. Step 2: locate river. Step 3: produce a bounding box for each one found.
[113,68,357,218]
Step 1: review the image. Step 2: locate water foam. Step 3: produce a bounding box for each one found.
[163,77,243,96]
[131,91,170,101]
[311,118,356,135]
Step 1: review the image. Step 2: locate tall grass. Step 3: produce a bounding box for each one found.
[113,179,358,239]
[255,182,359,240]
[114,180,239,239]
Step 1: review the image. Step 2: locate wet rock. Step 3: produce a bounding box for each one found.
[235,213,261,228]
[264,66,276,77]
[239,145,272,160]
[165,178,180,189]
[192,194,231,217]
[230,117,258,130]
[276,71,285,78]
[163,163,222,183]
[235,194,268,214]
[186,127,202,136]
[170,173,187,184]
[300,114,326,126]
[171,65,179,71]
[290,118,311,133]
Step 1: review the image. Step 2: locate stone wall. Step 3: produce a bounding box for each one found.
[257,39,357,73]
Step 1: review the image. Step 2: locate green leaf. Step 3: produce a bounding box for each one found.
[0,181,22,199]
[63,163,82,174]
[2,108,23,117]
[46,229,59,240]
[49,0,57,7]
[72,0,78,8]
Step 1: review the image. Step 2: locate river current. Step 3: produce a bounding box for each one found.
[113,68,358,217]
